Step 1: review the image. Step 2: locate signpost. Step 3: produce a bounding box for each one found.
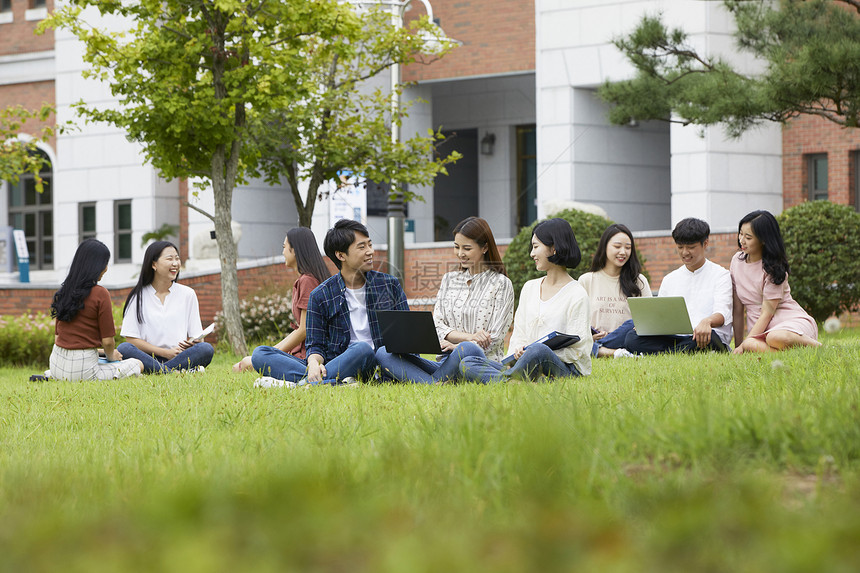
[329,170,368,226]
[12,229,29,283]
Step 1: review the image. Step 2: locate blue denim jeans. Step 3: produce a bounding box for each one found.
[117,341,214,374]
[624,329,729,355]
[252,341,376,385]
[375,341,484,384]
[591,318,635,356]
[459,343,581,384]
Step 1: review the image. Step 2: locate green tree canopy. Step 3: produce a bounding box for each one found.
[598,0,860,137]
[247,5,460,228]
[46,0,457,354]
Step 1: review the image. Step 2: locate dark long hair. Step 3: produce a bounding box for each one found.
[287,227,330,285]
[452,216,506,276]
[590,224,643,298]
[738,210,789,285]
[51,239,111,322]
[533,218,581,269]
[123,241,180,324]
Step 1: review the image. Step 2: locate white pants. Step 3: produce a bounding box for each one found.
[49,345,140,381]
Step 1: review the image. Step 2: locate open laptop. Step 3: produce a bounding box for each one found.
[627,296,694,336]
[375,310,443,355]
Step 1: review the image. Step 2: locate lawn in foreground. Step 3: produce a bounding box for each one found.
[1,332,859,571]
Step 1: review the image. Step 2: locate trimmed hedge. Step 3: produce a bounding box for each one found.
[777,200,860,322]
[0,305,125,368]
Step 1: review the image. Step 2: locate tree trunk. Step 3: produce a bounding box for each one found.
[211,142,247,356]
[288,161,317,228]
[208,18,248,356]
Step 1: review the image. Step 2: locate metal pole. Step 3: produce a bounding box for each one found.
[387,0,405,284]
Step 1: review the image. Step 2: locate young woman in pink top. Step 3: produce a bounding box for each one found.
[232,227,331,382]
[731,210,820,353]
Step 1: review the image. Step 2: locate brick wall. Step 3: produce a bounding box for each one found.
[0,0,54,56]
[635,232,739,291]
[783,114,860,209]
[402,0,535,83]
[0,81,56,146]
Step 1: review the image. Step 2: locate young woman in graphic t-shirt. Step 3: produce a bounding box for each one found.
[578,224,652,358]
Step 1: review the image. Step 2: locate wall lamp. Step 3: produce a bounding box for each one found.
[480,132,496,155]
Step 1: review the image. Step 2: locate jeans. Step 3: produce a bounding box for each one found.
[623,329,729,355]
[459,343,581,384]
[117,341,214,374]
[591,319,635,356]
[252,341,376,385]
[375,341,485,384]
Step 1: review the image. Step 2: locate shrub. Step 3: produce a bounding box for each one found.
[503,209,615,299]
[0,306,127,368]
[0,313,55,367]
[215,291,294,344]
[777,201,860,322]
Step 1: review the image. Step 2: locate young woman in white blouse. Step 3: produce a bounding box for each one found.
[375,216,514,383]
[578,224,652,358]
[460,218,592,382]
[117,241,214,373]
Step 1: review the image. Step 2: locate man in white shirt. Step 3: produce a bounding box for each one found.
[624,218,732,354]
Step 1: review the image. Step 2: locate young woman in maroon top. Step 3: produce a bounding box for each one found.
[233,227,330,372]
[49,239,143,381]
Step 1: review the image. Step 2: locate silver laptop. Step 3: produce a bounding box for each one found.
[627,296,694,336]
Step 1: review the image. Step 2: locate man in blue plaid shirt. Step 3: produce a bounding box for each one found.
[252,218,407,388]
[300,219,408,384]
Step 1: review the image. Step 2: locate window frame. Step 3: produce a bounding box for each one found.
[79,202,97,243]
[807,153,828,201]
[8,150,53,270]
[114,200,133,263]
[516,124,537,230]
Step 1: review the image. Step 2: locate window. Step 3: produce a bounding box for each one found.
[114,200,132,262]
[807,153,828,201]
[79,203,96,243]
[8,150,53,270]
[30,0,46,8]
[1,0,13,13]
[516,124,537,229]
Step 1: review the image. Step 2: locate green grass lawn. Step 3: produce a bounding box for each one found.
[1,331,859,572]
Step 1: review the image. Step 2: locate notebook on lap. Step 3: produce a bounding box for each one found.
[375,310,443,355]
[627,296,694,336]
[501,331,581,365]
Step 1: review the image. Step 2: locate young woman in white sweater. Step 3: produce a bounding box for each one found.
[459,218,592,382]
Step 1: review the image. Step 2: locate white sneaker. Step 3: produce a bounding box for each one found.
[336,376,360,387]
[196,365,206,373]
[254,376,297,388]
[613,348,638,359]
